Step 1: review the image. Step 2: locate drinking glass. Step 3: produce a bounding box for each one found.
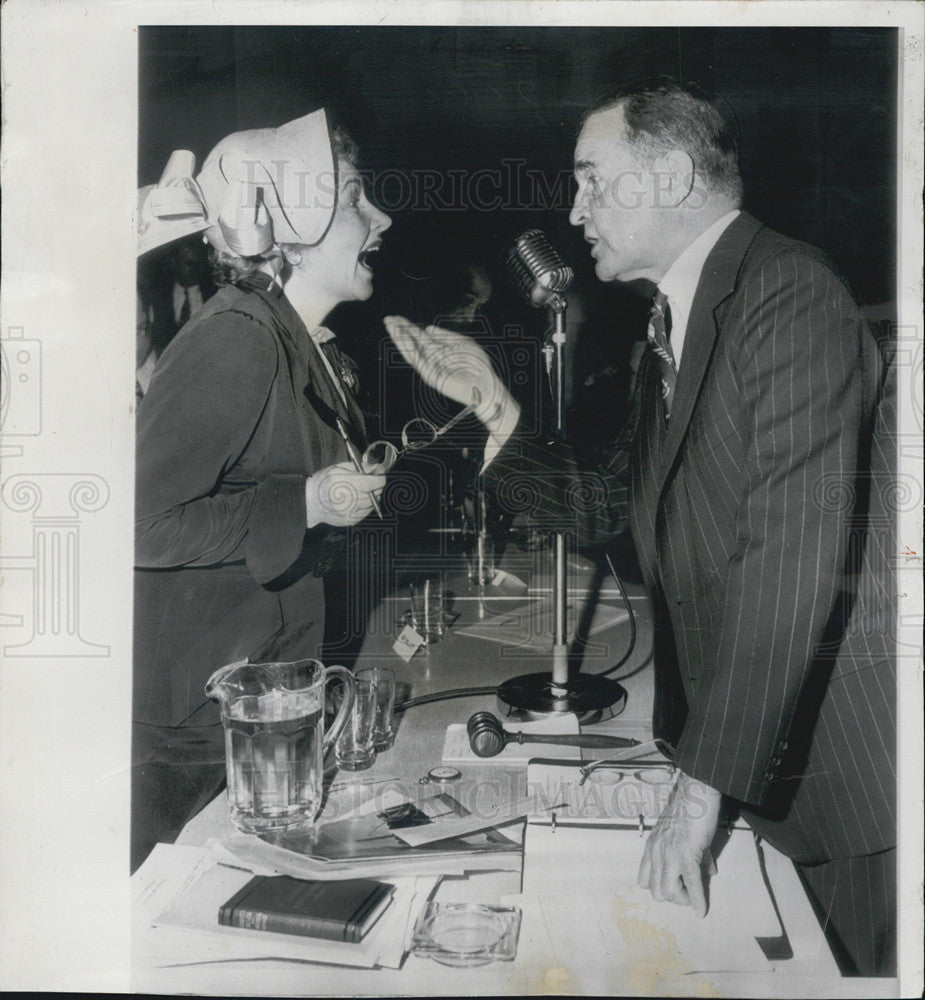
[334,672,377,771]
[355,666,396,752]
[410,576,449,643]
[466,530,496,587]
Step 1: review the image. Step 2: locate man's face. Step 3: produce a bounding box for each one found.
[570,104,669,285]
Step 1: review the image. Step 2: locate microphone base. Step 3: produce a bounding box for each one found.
[497,672,626,717]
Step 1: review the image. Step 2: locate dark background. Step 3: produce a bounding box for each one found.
[137,24,901,632]
[140,25,897,308]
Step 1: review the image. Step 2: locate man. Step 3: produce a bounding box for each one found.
[135,239,217,401]
[385,79,896,976]
[135,291,157,400]
[165,238,216,335]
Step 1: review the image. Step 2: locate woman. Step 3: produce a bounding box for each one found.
[133,110,388,871]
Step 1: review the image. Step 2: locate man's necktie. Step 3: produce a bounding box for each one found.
[178,288,191,327]
[647,290,676,418]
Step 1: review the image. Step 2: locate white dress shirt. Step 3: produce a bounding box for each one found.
[483,209,740,468]
[657,209,740,368]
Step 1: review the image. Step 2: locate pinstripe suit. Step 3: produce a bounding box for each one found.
[488,213,896,869]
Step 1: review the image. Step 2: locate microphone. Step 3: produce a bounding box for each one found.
[466,711,640,758]
[504,229,574,308]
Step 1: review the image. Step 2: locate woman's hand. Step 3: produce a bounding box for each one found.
[305,462,386,528]
[383,315,518,437]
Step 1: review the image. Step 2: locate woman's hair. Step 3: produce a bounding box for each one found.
[210,125,359,286]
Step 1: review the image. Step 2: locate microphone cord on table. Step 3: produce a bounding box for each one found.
[393,556,639,712]
[594,552,638,679]
[394,685,499,713]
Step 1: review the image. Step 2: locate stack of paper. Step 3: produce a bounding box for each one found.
[205,822,522,883]
[134,844,435,970]
[178,776,523,882]
[196,783,524,883]
[506,820,788,992]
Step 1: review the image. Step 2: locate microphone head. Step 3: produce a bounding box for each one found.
[467,711,507,757]
[505,229,573,307]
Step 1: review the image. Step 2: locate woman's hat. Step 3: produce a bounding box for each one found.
[137,150,210,256]
[196,108,336,257]
[137,109,337,258]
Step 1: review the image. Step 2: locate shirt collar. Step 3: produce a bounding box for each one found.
[659,209,741,316]
[309,326,337,345]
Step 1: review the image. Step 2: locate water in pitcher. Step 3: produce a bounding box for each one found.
[223,688,324,833]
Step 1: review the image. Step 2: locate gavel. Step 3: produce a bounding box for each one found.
[466,711,641,759]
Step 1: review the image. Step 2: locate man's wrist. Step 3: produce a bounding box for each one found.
[480,395,520,473]
[669,771,722,821]
[480,393,519,442]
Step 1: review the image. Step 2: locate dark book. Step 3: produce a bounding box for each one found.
[218,875,394,944]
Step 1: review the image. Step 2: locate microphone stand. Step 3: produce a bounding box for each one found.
[497,292,625,717]
[549,295,569,706]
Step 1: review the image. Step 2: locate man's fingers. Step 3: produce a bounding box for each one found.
[424,324,459,345]
[383,315,425,360]
[682,857,708,917]
[658,870,690,907]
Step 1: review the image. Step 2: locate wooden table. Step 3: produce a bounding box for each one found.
[132,552,883,996]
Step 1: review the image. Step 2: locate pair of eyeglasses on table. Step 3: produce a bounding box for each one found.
[337,389,482,518]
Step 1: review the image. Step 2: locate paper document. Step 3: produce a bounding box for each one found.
[135,844,434,970]
[454,596,628,650]
[390,792,533,847]
[505,889,767,994]
[514,823,782,984]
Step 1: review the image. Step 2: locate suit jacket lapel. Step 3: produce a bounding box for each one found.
[253,286,368,445]
[658,213,763,486]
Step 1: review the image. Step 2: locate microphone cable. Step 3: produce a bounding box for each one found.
[393,552,639,713]
[394,685,498,714]
[594,551,639,680]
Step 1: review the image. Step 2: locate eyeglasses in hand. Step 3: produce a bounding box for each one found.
[361,388,482,474]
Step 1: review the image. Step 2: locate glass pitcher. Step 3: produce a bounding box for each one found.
[205,658,355,834]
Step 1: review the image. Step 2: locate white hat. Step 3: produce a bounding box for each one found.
[195,108,337,257]
[137,150,210,256]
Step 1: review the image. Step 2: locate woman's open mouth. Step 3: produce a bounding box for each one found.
[358,243,381,272]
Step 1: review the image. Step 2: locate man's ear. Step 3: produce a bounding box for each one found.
[653,149,696,207]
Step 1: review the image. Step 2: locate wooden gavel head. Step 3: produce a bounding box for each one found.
[467,711,509,757]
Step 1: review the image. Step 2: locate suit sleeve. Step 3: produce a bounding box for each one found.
[484,405,635,544]
[135,311,309,583]
[674,252,867,806]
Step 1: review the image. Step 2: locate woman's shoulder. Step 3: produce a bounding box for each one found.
[196,283,280,329]
[163,285,284,371]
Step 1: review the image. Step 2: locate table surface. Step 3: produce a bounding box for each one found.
[131,550,892,997]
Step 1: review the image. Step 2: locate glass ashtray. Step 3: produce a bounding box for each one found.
[410,901,522,967]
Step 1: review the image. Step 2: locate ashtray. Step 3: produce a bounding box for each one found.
[410,901,522,967]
